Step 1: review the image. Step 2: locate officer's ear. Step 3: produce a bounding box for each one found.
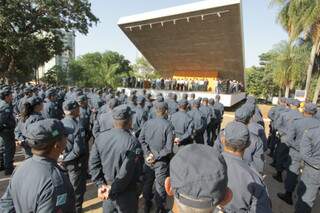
[165,177,174,196]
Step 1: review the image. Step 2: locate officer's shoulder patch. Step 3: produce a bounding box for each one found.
[56,193,67,206]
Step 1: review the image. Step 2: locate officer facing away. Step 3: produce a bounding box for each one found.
[165,144,233,213]
[89,105,143,213]
[0,119,76,213]
[0,87,16,175]
[139,101,174,213]
[61,100,87,213]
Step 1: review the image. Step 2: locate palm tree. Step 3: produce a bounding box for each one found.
[270,41,309,97]
[271,0,320,101]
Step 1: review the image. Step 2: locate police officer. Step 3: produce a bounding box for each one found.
[61,100,87,213]
[199,98,214,146]
[277,103,320,205]
[15,96,44,159]
[139,101,174,213]
[16,86,33,115]
[0,119,75,212]
[273,99,303,182]
[295,123,320,213]
[92,98,119,138]
[89,105,143,212]
[166,93,178,117]
[165,144,232,213]
[187,99,206,144]
[42,88,61,119]
[169,99,194,153]
[214,95,224,134]
[0,87,16,175]
[208,98,219,141]
[222,121,272,213]
[132,96,148,137]
[234,106,265,174]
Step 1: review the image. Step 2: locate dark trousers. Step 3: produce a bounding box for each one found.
[143,162,168,210]
[193,131,204,144]
[0,131,15,171]
[103,190,138,213]
[284,148,301,193]
[274,141,289,173]
[295,165,320,213]
[65,157,87,213]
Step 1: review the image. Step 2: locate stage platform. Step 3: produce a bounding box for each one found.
[117,87,246,107]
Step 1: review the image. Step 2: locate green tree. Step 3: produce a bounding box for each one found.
[41,65,67,85]
[68,51,132,88]
[271,0,320,101]
[269,41,309,97]
[0,0,98,82]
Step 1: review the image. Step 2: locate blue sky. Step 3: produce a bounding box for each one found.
[76,0,288,68]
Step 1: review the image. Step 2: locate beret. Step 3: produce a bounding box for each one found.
[26,119,67,148]
[209,98,215,105]
[63,100,79,111]
[170,144,228,208]
[182,94,188,99]
[26,96,43,106]
[112,105,134,120]
[304,103,317,114]
[225,121,250,147]
[290,99,300,107]
[156,96,164,102]
[192,99,201,106]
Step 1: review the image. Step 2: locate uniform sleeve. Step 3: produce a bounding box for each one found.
[153,124,174,160]
[0,108,16,130]
[92,119,100,139]
[286,123,297,148]
[179,119,194,144]
[248,182,272,213]
[251,135,265,173]
[300,131,319,167]
[109,142,143,198]
[14,121,25,142]
[0,183,15,213]
[63,127,86,162]
[138,124,150,156]
[36,188,56,213]
[89,142,106,187]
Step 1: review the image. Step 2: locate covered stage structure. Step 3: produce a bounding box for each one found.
[118,0,245,106]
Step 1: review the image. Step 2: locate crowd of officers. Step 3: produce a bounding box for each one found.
[0,83,318,213]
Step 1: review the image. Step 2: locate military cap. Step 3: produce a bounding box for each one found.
[26,96,43,106]
[170,144,228,208]
[156,96,164,102]
[112,105,134,120]
[178,99,188,107]
[304,103,318,114]
[136,96,145,104]
[202,97,209,102]
[192,99,201,106]
[26,119,67,148]
[235,106,252,123]
[46,88,57,97]
[215,94,220,100]
[209,98,215,105]
[246,96,256,105]
[109,98,119,109]
[290,99,300,107]
[23,86,33,93]
[63,100,79,111]
[145,93,152,99]
[75,90,83,97]
[155,101,168,111]
[225,121,250,147]
[76,95,87,102]
[0,87,12,97]
[182,93,188,100]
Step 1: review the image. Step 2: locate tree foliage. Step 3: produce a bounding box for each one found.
[131,56,161,80]
[41,65,67,85]
[67,51,132,88]
[0,0,98,81]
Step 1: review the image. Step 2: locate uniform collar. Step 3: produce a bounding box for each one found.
[32,155,57,165]
[222,151,243,161]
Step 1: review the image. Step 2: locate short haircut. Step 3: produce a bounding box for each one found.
[224,137,249,152]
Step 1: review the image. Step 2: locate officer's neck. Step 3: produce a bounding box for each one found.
[223,147,244,158]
